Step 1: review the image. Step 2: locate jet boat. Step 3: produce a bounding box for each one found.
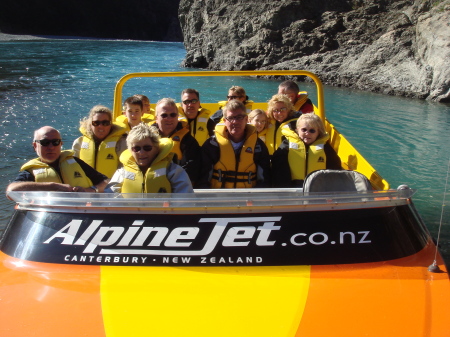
[1,70,449,337]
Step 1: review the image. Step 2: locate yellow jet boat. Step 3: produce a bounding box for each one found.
[1,70,449,337]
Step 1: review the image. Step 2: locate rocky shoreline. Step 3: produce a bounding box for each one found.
[179,0,450,102]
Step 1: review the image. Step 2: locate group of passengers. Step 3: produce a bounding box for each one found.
[6,80,341,194]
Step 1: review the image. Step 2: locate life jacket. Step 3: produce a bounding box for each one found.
[265,117,298,155]
[148,121,190,160]
[283,129,330,181]
[119,138,174,193]
[211,124,258,189]
[78,125,126,178]
[177,105,212,146]
[115,115,154,133]
[293,91,316,114]
[217,100,254,113]
[257,126,268,143]
[21,150,93,188]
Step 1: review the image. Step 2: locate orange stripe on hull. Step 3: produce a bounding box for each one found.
[0,252,105,337]
[295,242,450,336]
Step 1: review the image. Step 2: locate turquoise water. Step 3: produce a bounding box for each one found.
[1,40,449,262]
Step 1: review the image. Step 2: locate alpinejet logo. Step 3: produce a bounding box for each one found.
[44,217,281,255]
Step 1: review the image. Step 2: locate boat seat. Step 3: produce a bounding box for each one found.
[303,170,372,193]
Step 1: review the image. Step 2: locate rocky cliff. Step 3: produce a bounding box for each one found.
[179,0,450,102]
[0,0,182,42]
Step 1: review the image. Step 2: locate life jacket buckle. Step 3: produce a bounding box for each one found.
[218,169,222,182]
[248,172,252,184]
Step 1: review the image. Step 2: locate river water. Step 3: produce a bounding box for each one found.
[1,40,449,263]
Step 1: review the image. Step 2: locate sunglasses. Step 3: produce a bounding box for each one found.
[182,99,198,105]
[92,120,111,127]
[160,112,178,119]
[273,107,287,113]
[227,95,243,100]
[34,139,62,147]
[299,128,316,134]
[131,145,153,152]
[225,115,246,122]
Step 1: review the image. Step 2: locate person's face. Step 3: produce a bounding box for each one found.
[227,90,246,103]
[142,99,151,114]
[297,122,319,145]
[33,128,63,164]
[130,138,159,171]
[250,114,267,132]
[181,92,200,119]
[224,109,248,141]
[278,88,298,104]
[156,104,179,136]
[91,113,112,140]
[125,103,143,127]
[272,102,289,123]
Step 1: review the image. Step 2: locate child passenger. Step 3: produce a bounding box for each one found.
[116,96,151,132]
[248,109,269,143]
[271,114,341,187]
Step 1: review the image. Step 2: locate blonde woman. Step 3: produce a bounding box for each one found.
[248,109,269,143]
[72,105,126,178]
[265,94,298,155]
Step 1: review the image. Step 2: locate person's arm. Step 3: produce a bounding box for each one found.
[179,135,202,185]
[72,137,82,157]
[254,139,272,188]
[73,157,108,192]
[270,140,292,188]
[195,138,218,189]
[6,170,72,194]
[105,168,125,193]
[167,163,194,193]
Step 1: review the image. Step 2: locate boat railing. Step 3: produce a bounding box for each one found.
[7,189,415,214]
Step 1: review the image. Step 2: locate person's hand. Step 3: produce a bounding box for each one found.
[72,186,86,192]
[54,183,73,192]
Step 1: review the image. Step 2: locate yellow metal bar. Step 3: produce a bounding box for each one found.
[112,70,325,120]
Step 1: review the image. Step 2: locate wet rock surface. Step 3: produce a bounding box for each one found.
[180,0,450,102]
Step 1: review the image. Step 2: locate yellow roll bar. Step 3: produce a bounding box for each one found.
[112,70,325,120]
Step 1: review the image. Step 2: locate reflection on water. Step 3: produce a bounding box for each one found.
[1,40,449,262]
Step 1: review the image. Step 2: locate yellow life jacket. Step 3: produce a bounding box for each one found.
[78,126,126,178]
[148,121,190,160]
[211,124,258,189]
[257,127,268,143]
[265,117,298,155]
[217,100,254,112]
[21,150,93,188]
[283,129,330,181]
[115,115,154,133]
[119,138,174,193]
[293,91,309,111]
[177,106,212,146]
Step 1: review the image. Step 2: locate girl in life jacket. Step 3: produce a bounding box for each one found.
[271,114,341,188]
[107,123,193,194]
[248,109,269,143]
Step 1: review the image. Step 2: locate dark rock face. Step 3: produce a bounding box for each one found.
[0,0,182,42]
[179,0,450,102]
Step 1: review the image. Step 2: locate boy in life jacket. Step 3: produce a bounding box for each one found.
[271,114,341,188]
[196,100,271,189]
[115,96,152,133]
[150,97,201,185]
[278,80,315,114]
[7,126,108,193]
[178,88,215,146]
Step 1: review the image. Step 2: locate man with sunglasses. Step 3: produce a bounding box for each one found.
[197,100,271,189]
[178,88,215,146]
[7,126,108,193]
[150,98,201,185]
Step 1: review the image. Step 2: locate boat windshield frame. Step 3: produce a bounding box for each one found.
[7,189,416,214]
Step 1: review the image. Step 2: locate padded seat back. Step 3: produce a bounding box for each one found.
[303,170,372,193]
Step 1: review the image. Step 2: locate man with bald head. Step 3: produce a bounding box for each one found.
[7,126,108,193]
